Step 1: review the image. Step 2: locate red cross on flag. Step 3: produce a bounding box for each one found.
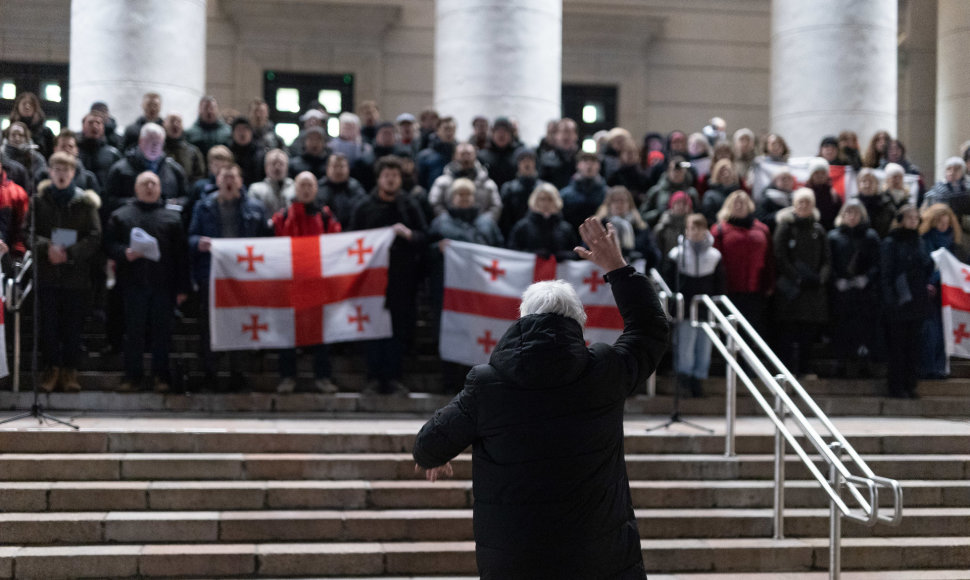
[440,241,625,366]
[931,247,970,365]
[208,228,395,351]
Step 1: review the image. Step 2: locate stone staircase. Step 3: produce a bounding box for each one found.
[0,416,968,578]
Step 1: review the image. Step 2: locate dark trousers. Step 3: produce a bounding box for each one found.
[776,322,819,376]
[279,345,332,379]
[365,301,415,388]
[39,286,85,370]
[886,318,921,396]
[122,284,174,381]
[197,282,245,376]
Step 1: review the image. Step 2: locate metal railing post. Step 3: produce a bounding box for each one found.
[724,315,738,457]
[829,442,844,580]
[773,375,788,539]
[12,309,21,393]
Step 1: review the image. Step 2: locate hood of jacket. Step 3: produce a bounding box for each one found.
[488,313,590,389]
[775,205,820,225]
[36,179,102,209]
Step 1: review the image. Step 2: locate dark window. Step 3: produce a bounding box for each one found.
[562,84,618,152]
[0,61,69,134]
[263,71,354,146]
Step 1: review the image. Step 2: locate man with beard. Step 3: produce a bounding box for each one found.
[78,112,122,188]
[427,143,501,223]
[163,114,206,184]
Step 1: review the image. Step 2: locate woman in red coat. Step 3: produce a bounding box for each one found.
[711,190,775,334]
[271,171,342,394]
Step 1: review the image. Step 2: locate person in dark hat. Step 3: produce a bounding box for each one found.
[227,117,265,186]
[498,148,545,237]
[477,116,519,190]
[469,115,490,151]
[818,135,841,165]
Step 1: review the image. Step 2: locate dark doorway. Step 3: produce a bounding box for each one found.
[263,71,354,146]
[562,84,618,152]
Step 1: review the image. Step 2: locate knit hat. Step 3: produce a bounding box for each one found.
[492,117,513,132]
[808,157,830,176]
[669,190,693,210]
[819,135,839,148]
[395,113,416,124]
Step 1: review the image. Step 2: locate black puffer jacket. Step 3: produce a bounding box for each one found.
[77,136,122,188]
[507,211,579,261]
[413,265,669,580]
[104,199,190,297]
[103,151,189,221]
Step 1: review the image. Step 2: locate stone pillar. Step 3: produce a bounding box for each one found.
[936,0,970,177]
[435,0,561,146]
[69,0,207,129]
[770,0,897,156]
[898,0,937,183]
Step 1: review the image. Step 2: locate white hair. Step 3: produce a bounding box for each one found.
[945,156,965,171]
[140,122,165,140]
[519,279,587,327]
[338,112,360,126]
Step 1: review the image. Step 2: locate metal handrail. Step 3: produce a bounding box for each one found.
[5,253,34,393]
[646,268,683,397]
[690,293,903,580]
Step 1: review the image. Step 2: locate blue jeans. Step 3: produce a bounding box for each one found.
[674,321,711,379]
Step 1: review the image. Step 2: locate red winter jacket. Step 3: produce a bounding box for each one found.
[272,202,341,237]
[0,170,30,256]
[711,217,774,295]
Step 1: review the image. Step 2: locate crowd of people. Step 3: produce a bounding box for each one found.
[2,90,970,398]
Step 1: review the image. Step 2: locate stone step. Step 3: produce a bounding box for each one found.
[1,479,965,513]
[1,537,968,577]
[0,452,966,482]
[3,390,969,417]
[2,507,968,546]
[3,427,968,455]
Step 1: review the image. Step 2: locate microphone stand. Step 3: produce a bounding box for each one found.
[646,240,712,434]
[0,186,79,429]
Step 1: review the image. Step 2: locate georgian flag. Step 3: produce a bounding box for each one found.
[750,158,920,204]
[440,241,625,366]
[209,228,394,351]
[932,248,970,365]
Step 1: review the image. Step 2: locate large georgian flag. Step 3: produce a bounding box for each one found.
[209,228,394,351]
[932,248,970,364]
[440,241,625,366]
[750,158,920,203]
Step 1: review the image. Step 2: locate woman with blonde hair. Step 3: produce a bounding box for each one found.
[711,190,774,333]
[701,159,744,225]
[507,183,579,261]
[594,186,659,264]
[919,203,963,379]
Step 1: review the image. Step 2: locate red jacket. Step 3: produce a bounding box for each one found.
[0,170,29,256]
[272,202,341,237]
[711,217,774,295]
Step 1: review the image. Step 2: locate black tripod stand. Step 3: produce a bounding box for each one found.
[645,368,713,433]
[0,188,79,430]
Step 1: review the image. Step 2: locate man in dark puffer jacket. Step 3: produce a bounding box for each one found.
[414,217,670,579]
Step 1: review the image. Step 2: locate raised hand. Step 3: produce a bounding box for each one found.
[573,217,627,273]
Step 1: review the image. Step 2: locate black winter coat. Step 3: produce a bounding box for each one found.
[29,181,102,290]
[288,152,330,181]
[316,177,368,228]
[880,227,934,321]
[77,137,122,188]
[477,142,518,190]
[498,176,543,237]
[103,151,189,222]
[413,265,669,580]
[348,192,428,314]
[104,199,190,297]
[507,211,579,261]
[538,146,578,190]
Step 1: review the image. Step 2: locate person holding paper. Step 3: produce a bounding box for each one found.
[104,171,190,392]
[29,152,102,392]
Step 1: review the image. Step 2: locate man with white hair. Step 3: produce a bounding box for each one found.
[413,217,670,579]
[922,157,970,215]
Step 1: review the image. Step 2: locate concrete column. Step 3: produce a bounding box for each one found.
[897,0,937,183]
[771,0,897,156]
[434,0,561,146]
[69,0,207,129]
[936,0,970,177]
